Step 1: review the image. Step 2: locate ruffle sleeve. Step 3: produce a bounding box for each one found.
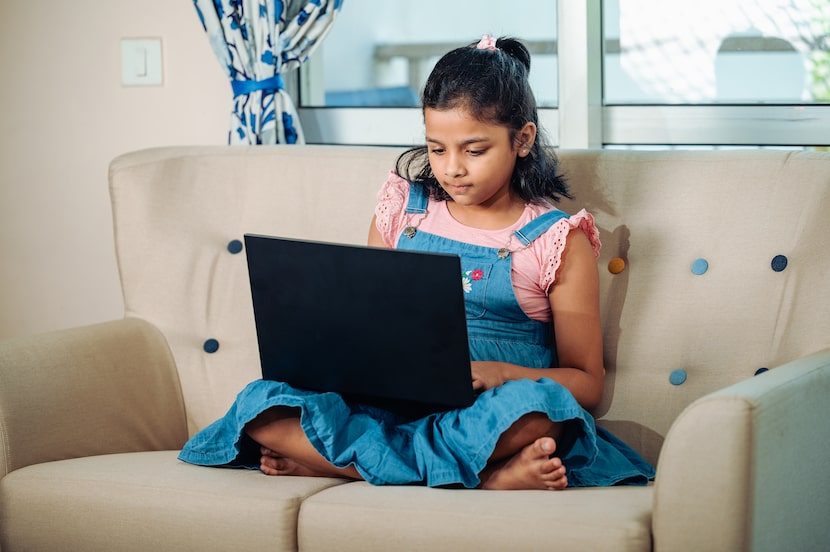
[373,171,410,247]
[539,209,601,292]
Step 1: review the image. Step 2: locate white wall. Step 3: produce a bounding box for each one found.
[0,1,229,340]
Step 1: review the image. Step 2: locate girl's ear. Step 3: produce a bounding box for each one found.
[516,122,537,157]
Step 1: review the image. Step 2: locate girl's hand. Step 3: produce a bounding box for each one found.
[471,361,512,392]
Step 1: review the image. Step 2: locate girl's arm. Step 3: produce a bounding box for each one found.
[471,229,605,412]
[367,215,386,248]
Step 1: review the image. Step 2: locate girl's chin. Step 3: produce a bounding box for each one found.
[445,193,476,206]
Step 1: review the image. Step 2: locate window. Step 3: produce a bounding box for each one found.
[600,0,830,148]
[297,0,559,145]
[301,0,558,108]
[297,0,829,149]
[604,0,829,105]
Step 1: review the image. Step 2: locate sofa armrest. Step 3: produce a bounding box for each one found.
[0,318,188,477]
[652,349,830,552]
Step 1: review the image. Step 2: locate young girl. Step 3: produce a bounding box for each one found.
[179,35,655,490]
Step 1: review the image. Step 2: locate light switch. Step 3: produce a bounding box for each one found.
[121,38,163,86]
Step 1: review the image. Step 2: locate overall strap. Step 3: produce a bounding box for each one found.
[512,209,569,247]
[405,181,429,214]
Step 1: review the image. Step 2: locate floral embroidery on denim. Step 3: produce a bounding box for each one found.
[462,269,485,293]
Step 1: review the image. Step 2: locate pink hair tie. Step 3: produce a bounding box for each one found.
[476,34,498,51]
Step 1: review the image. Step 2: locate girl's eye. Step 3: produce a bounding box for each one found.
[468,149,485,156]
[429,148,444,155]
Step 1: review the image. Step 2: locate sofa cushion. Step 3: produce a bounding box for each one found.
[0,451,347,552]
[298,481,653,551]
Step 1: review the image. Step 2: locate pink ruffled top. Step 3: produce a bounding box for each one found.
[375,172,601,322]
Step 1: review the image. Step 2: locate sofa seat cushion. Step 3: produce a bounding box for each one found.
[298,481,653,551]
[0,450,347,552]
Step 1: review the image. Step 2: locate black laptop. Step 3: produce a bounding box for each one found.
[244,234,476,419]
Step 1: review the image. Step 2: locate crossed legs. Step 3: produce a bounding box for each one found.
[244,407,567,490]
[245,406,361,479]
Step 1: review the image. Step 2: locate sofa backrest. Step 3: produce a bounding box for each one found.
[110,146,830,461]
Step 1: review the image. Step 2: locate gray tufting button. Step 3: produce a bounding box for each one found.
[203,339,220,354]
[771,255,788,272]
[228,239,244,254]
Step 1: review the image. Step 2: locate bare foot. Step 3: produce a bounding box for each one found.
[259,447,328,477]
[478,437,567,490]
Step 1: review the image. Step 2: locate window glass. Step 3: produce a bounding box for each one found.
[300,0,559,108]
[603,0,830,104]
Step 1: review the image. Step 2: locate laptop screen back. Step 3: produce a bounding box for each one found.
[244,234,475,418]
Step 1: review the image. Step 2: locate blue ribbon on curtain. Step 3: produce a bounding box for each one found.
[231,75,285,98]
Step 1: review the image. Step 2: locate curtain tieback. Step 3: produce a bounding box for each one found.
[231,75,285,97]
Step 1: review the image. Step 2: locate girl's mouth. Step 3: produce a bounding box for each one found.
[446,183,472,193]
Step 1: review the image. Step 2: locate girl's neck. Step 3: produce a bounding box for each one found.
[446,193,526,230]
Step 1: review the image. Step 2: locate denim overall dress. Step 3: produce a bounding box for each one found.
[179,184,655,488]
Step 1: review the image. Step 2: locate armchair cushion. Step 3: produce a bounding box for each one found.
[298,482,654,552]
[0,451,348,552]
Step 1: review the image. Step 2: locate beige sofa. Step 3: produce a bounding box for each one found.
[1,145,829,551]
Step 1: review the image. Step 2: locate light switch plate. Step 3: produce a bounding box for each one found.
[121,38,163,86]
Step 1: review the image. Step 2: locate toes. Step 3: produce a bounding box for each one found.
[260,461,280,476]
[540,460,565,477]
[535,436,557,457]
[546,473,568,490]
[545,455,563,470]
[260,454,283,474]
[261,456,296,476]
[540,457,567,490]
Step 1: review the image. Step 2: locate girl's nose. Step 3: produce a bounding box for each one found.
[444,155,464,177]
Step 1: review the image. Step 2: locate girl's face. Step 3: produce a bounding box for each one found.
[424,107,535,212]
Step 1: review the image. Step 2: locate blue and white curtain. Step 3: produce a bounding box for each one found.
[194,0,344,144]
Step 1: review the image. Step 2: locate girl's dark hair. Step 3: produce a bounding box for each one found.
[396,36,571,203]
